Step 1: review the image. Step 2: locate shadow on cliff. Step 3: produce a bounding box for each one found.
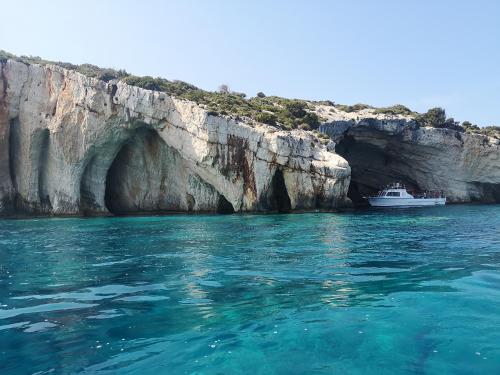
[6,117,52,214]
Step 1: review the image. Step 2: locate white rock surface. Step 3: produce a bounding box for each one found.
[0,60,350,215]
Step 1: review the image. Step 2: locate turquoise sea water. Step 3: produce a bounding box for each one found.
[0,205,499,374]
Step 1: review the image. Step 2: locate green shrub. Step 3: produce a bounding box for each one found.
[284,100,307,118]
[444,118,462,130]
[122,76,162,91]
[335,103,373,112]
[462,122,500,138]
[256,112,277,126]
[315,100,335,106]
[415,107,447,128]
[0,50,15,63]
[218,84,230,93]
[414,108,466,131]
[462,121,475,129]
[374,104,414,116]
[301,112,320,129]
[481,126,500,138]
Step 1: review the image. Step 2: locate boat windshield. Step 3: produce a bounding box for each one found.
[386,192,400,197]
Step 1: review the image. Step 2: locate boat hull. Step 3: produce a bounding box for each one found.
[368,197,446,207]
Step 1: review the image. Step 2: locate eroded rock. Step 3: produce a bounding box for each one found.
[320,114,500,203]
[0,60,350,215]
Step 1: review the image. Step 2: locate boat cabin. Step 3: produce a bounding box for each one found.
[376,183,414,198]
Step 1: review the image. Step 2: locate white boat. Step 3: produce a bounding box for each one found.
[367,183,446,207]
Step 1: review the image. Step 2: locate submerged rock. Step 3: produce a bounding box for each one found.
[0,60,350,215]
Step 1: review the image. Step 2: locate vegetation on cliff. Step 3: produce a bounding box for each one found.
[1,50,498,138]
[461,122,500,138]
[415,107,499,138]
[122,75,322,130]
[332,102,499,138]
[334,103,374,113]
[0,50,129,82]
[373,104,416,116]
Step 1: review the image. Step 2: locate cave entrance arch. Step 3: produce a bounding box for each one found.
[100,126,236,215]
[268,169,291,212]
[104,127,166,215]
[335,134,420,206]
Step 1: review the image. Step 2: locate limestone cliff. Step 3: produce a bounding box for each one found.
[318,107,500,203]
[0,59,350,215]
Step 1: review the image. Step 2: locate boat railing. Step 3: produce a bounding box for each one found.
[413,190,445,199]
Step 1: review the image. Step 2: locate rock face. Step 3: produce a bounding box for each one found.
[319,109,500,203]
[0,60,351,216]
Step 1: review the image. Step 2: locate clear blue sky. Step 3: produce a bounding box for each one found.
[1,0,499,126]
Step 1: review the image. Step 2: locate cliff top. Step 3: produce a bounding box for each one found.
[1,50,498,140]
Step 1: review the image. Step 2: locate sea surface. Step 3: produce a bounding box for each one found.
[0,205,499,374]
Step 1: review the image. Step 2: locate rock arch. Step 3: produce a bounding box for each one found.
[79,125,236,215]
[78,122,149,215]
[103,127,177,214]
[79,143,126,215]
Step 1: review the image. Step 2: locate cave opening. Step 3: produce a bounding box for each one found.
[472,182,500,203]
[335,135,420,206]
[104,136,141,215]
[102,127,237,215]
[216,194,235,214]
[269,169,291,212]
[77,127,154,215]
[104,144,127,215]
[104,127,177,215]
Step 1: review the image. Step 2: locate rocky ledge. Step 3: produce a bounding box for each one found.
[318,107,500,203]
[0,60,350,216]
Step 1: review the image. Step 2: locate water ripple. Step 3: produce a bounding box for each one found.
[0,205,499,374]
